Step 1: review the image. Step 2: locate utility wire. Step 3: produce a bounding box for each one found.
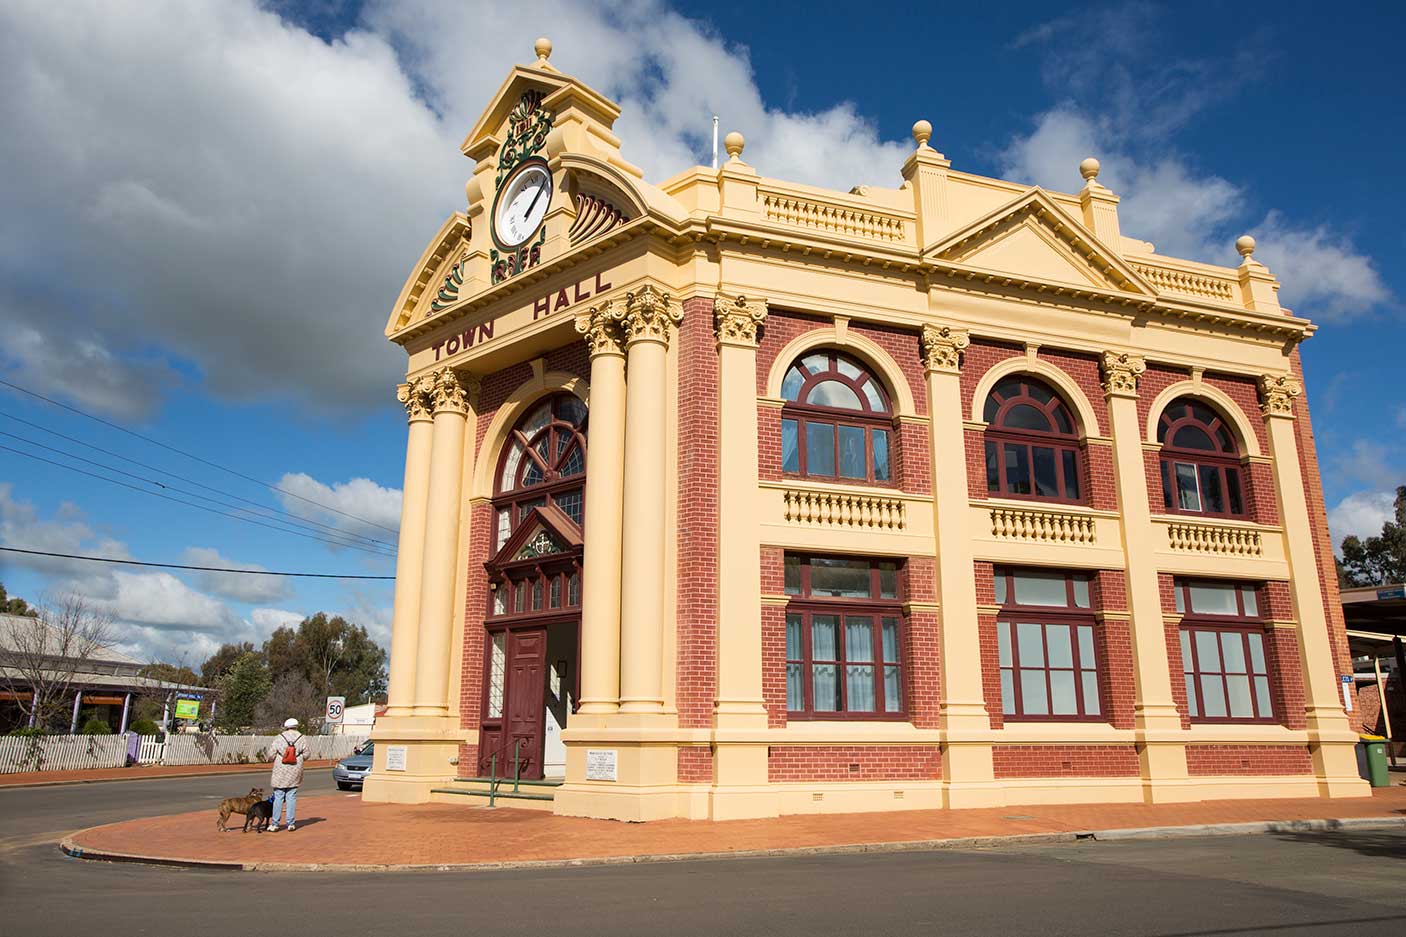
[0,546,394,579]
[0,424,392,552]
[0,377,398,533]
[0,444,396,558]
[0,410,396,548]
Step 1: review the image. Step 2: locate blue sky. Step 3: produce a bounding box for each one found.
[1,0,1401,665]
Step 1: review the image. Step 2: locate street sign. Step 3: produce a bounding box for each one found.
[1341,675,1354,712]
[325,696,346,725]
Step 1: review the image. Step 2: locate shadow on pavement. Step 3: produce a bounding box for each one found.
[1268,828,1406,860]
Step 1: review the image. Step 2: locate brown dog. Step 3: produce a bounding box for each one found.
[217,787,266,832]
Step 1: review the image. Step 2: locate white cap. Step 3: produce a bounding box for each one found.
[283,718,299,728]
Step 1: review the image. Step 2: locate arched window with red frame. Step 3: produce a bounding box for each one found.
[1157,398,1245,518]
[780,350,894,484]
[492,392,588,553]
[983,375,1084,503]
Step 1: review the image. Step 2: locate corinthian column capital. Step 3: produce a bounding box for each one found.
[427,367,472,415]
[1100,351,1146,398]
[1258,372,1302,418]
[397,375,434,422]
[575,304,626,357]
[714,294,768,347]
[920,324,969,373]
[612,285,683,347]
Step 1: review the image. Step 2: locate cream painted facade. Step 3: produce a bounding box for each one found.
[361,39,1368,820]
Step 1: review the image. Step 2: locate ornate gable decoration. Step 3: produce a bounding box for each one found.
[488,502,584,571]
[516,526,563,560]
[926,188,1155,301]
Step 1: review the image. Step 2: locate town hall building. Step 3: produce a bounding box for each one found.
[362,39,1368,820]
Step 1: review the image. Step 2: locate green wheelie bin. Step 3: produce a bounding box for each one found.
[1359,735,1390,788]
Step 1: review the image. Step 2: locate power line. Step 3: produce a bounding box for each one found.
[0,444,396,558]
[0,377,399,533]
[0,546,394,579]
[0,410,396,548]
[0,424,393,553]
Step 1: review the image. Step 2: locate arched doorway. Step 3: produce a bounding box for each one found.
[479,392,586,780]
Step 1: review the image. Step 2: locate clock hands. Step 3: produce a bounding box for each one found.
[524,179,547,222]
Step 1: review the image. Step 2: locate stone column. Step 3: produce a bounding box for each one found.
[1258,373,1366,796]
[385,377,435,716]
[922,325,998,807]
[574,305,628,717]
[1101,352,1189,800]
[613,287,682,716]
[412,367,473,717]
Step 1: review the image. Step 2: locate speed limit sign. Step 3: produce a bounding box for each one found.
[325,696,346,725]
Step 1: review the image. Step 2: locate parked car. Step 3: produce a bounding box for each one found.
[333,741,373,790]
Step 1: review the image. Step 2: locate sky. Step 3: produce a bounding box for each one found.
[0,0,1402,666]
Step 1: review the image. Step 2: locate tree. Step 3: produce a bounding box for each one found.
[253,671,323,734]
[200,641,256,686]
[1339,485,1406,588]
[215,653,271,731]
[0,582,38,617]
[259,613,387,705]
[0,593,114,731]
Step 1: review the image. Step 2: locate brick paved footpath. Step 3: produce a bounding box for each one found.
[0,761,334,788]
[64,785,1406,871]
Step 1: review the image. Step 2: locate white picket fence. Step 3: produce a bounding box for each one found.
[0,733,369,774]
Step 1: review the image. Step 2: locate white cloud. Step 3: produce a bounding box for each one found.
[181,546,290,604]
[1329,439,1401,490]
[1250,212,1392,321]
[275,472,402,543]
[1328,490,1396,549]
[250,607,305,635]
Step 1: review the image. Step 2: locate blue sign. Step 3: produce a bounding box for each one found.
[1376,586,1405,600]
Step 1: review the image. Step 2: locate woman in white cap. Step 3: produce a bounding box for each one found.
[268,717,309,831]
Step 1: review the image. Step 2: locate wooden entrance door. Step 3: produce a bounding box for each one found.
[503,628,547,780]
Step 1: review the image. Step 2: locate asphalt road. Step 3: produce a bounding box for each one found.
[1,773,1404,937]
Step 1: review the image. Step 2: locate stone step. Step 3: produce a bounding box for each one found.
[429,784,557,811]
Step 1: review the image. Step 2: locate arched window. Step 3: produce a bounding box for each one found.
[780,351,893,484]
[1157,398,1244,518]
[493,393,588,552]
[983,376,1083,502]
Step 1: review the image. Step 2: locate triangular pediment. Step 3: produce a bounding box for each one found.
[925,188,1155,298]
[489,503,583,570]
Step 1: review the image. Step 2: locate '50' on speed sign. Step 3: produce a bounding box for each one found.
[325,696,346,724]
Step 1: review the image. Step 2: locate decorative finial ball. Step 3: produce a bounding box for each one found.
[534,37,552,61]
[1079,157,1101,182]
[1236,234,1256,258]
[912,119,932,148]
[724,131,745,160]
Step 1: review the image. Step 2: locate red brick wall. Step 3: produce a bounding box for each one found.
[677,746,713,783]
[1185,745,1313,776]
[904,557,941,729]
[761,546,788,728]
[1264,627,1308,730]
[767,746,941,782]
[676,296,719,728]
[1094,570,1136,729]
[1160,573,1194,729]
[992,745,1140,778]
[973,561,1002,728]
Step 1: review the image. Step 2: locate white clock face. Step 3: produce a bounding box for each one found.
[495,161,552,248]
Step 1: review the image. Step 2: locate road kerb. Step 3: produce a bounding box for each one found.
[57,815,1406,874]
[1,765,333,790]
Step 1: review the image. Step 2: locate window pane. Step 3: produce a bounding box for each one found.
[838,425,866,478]
[1077,625,1096,665]
[1026,382,1052,404]
[781,419,800,473]
[1052,404,1072,434]
[781,366,806,400]
[810,558,872,598]
[487,633,506,719]
[813,665,839,711]
[997,621,1012,667]
[1220,633,1247,673]
[860,379,884,412]
[568,572,580,605]
[1173,425,1216,450]
[1005,404,1052,431]
[514,582,524,613]
[1175,462,1201,511]
[1062,449,1081,500]
[1241,587,1259,618]
[532,579,543,610]
[994,573,1008,605]
[786,663,804,711]
[1160,460,1173,510]
[496,508,511,550]
[493,586,507,616]
[1046,624,1073,668]
[555,489,583,526]
[1179,630,1192,669]
[1081,672,1101,715]
[1020,670,1049,715]
[785,613,803,659]
[502,441,525,491]
[1226,675,1254,718]
[983,393,1000,423]
[878,563,898,600]
[1050,670,1078,715]
[557,395,587,427]
[1226,468,1243,515]
[884,666,902,712]
[1175,586,1185,614]
[881,619,900,662]
[1001,669,1016,714]
[872,429,890,481]
[1200,675,1228,717]
[1033,446,1059,497]
[808,380,864,410]
[1184,675,1199,717]
[1004,443,1031,494]
[1013,570,1071,607]
[1017,622,1045,666]
[1253,677,1273,717]
[1189,583,1240,616]
[847,665,876,711]
[1247,632,1266,672]
[1200,465,1226,514]
[836,357,862,380]
[1072,578,1091,609]
[1195,631,1222,671]
[559,445,584,478]
[550,577,562,608]
[784,554,802,595]
[811,616,839,660]
[845,618,874,662]
[985,440,1000,492]
[801,353,830,373]
[806,422,836,476]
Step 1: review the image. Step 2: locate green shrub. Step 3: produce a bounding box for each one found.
[80,718,113,735]
[7,726,45,738]
[128,718,160,735]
